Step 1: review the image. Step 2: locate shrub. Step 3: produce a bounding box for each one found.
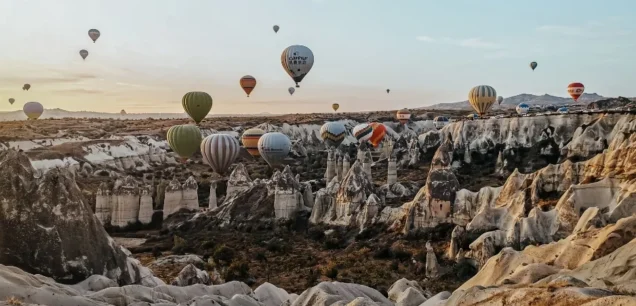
[213,245,236,264]
[172,236,187,255]
[223,260,250,281]
[322,263,339,280]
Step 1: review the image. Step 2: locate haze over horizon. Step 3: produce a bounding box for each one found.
[1,0,635,114]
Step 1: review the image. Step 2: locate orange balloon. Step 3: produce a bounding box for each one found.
[240,75,257,97]
[369,122,386,147]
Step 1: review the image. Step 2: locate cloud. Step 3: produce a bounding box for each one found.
[416,36,502,49]
[415,36,434,42]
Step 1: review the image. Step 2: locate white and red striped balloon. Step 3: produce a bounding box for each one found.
[567,82,585,102]
[200,134,240,175]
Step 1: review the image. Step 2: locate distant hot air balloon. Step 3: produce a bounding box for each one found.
[567,82,585,102]
[320,122,346,148]
[468,85,497,117]
[258,132,291,168]
[281,45,314,88]
[166,124,203,162]
[530,61,538,71]
[558,107,569,114]
[288,87,295,96]
[497,96,504,105]
[241,128,265,157]
[386,89,390,94]
[79,49,89,60]
[352,123,373,143]
[396,108,411,124]
[88,29,101,43]
[332,103,340,112]
[8,98,15,105]
[23,84,30,91]
[368,122,386,147]
[120,109,126,115]
[182,91,213,124]
[273,25,280,33]
[516,103,530,115]
[240,75,257,97]
[23,101,43,120]
[200,134,240,175]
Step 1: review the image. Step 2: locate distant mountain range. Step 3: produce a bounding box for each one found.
[0,108,276,121]
[423,93,607,110]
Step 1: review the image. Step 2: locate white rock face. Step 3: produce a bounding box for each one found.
[163,176,200,219]
[273,166,304,219]
[94,177,155,227]
[387,157,397,185]
[226,163,252,196]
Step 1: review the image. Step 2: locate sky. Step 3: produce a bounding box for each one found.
[0,0,635,114]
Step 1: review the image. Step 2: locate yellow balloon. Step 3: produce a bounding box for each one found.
[332,103,340,112]
[468,85,497,117]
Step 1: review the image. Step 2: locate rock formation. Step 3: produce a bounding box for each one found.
[273,166,305,219]
[226,163,252,196]
[387,156,397,185]
[163,176,200,219]
[325,149,336,183]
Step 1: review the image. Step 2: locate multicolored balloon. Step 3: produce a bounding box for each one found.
[369,122,387,147]
[352,123,373,143]
[396,108,411,124]
[258,132,291,168]
[567,82,585,102]
[288,87,295,96]
[273,25,280,33]
[332,103,339,112]
[201,134,240,175]
[22,84,30,91]
[88,29,100,43]
[530,61,538,71]
[468,85,497,117]
[182,91,213,124]
[79,49,89,60]
[241,128,265,157]
[23,101,43,120]
[320,122,346,148]
[497,96,503,105]
[281,45,314,88]
[8,98,15,105]
[166,125,202,162]
[516,103,529,115]
[240,75,257,97]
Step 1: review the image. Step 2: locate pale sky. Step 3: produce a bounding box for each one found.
[1,0,635,114]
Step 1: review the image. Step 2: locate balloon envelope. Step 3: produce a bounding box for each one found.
[369,122,386,147]
[79,49,89,60]
[567,82,585,102]
[166,125,202,160]
[201,134,240,175]
[23,84,30,91]
[182,91,213,124]
[352,123,373,143]
[396,108,411,124]
[386,89,390,94]
[23,102,43,120]
[320,122,346,148]
[258,132,291,168]
[497,96,504,105]
[273,25,280,33]
[530,61,538,70]
[88,29,100,42]
[516,103,530,115]
[240,75,257,97]
[332,103,339,111]
[242,128,266,157]
[281,45,314,87]
[288,87,295,96]
[8,98,15,105]
[468,85,497,117]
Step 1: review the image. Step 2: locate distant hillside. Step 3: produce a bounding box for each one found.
[0,108,278,122]
[423,93,607,110]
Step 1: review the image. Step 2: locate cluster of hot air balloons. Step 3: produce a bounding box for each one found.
[240,127,292,168]
[352,122,386,148]
[79,29,100,61]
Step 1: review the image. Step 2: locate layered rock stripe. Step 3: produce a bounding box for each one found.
[200,134,240,175]
[182,91,213,124]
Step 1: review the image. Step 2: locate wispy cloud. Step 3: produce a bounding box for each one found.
[536,25,584,36]
[416,36,502,49]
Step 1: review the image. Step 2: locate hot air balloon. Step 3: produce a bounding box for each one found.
[288,87,295,96]
[369,122,386,147]
[88,29,100,43]
[79,49,89,60]
[386,89,390,94]
[320,122,346,148]
[182,91,213,124]
[22,84,30,91]
[281,45,314,88]
[257,132,291,168]
[332,103,340,112]
[497,96,504,105]
[530,61,538,71]
[396,108,411,124]
[23,102,43,120]
[166,125,202,162]
[273,25,280,33]
[516,103,530,115]
[558,107,569,114]
[567,82,585,102]
[200,134,240,175]
[468,85,497,117]
[8,98,15,105]
[120,109,126,115]
[241,128,265,157]
[433,116,449,130]
[352,123,373,143]
[240,75,257,97]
